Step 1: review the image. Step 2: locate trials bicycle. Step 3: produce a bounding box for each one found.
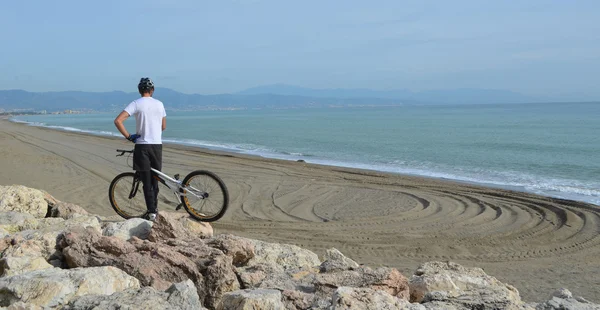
[108,149,229,222]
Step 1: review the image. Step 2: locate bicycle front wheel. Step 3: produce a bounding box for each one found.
[181,170,229,222]
[108,172,147,219]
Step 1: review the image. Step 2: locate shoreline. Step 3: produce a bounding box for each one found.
[1,118,600,302]
[6,116,597,208]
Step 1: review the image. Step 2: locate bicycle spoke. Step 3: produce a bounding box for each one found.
[183,172,226,219]
[110,173,147,219]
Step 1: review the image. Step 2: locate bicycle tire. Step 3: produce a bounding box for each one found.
[108,172,147,219]
[180,170,229,222]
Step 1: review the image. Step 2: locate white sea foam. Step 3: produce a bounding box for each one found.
[10,118,120,138]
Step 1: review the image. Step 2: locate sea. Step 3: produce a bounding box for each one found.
[11,102,600,206]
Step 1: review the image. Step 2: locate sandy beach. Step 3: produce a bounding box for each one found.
[1,118,599,302]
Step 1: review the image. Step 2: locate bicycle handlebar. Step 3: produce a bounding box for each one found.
[116,149,133,157]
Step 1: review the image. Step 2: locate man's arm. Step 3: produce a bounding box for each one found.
[162,117,166,131]
[114,111,131,138]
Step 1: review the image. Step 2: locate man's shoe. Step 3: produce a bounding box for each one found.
[143,212,157,222]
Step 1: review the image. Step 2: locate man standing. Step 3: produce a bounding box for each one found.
[114,77,166,221]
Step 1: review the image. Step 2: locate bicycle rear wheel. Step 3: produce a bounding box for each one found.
[108,172,147,219]
[180,170,229,222]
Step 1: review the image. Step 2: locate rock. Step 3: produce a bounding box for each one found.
[233,243,408,308]
[0,256,53,277]
[0,215,102,273]
[410,261,526,309]
[282,289,315,310]
[0,266,139,308]
[0,215,101,275]
[0,227,7,238]
[147,211,213,242]
[217,289,285,310]
[245,239,321,271]
[47,202,89,219]
[42,191,59,207]
[0,212,36,234]
[203,253,240,308]
[551,288,573,299]
[0,186,49,218]
[534,288,600,310]
[65,286,173,310]
[238,263,316,291]
[0,301,44,309]
[330,286,415,310]
[1,215,101,256]
[166,279,204,310]
[59,226,240,308]
[65,280,205,310]
[102,218,153,241]
[235,238,321,290]
[315,266,410,301]
[208,234,255,266]
[320,248,359,272]
[60,227,206,292]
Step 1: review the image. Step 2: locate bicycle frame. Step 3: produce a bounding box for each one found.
[115,149,206,204]
[150,168,206,200]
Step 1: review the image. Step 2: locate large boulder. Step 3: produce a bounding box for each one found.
[0,186,49,219]
[102,218,153,241]
[320,248,360,272]
[281,289,316,309]
[217,289,285,310]
[315,265,410,301]
[0,212,37,235]
[409,261,527,309]
[534,288,600,310]
[235,238,321,290]
[59,226,239,309]
[64,279,205,310]
[0,256,53,277]
[244,239,321,270]
[46,202,89,220]
[207,234,255,266]
[0,266,139,308]
[0,215,102,275]
[166,280,205,310]
[147,211,213,242]
[330,287,420,310]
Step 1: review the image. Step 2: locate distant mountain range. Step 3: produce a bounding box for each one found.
[238,84,540,104]
[0,84,562,113]
[0,88,409,112]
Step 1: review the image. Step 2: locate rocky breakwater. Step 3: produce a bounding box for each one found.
[0,185,598,309]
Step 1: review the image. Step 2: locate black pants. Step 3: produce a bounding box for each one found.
[133,144,162,214]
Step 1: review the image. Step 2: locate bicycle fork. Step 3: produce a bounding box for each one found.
[129,178,141,199]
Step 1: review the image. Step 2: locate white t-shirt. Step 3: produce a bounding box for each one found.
[123,97,166,144]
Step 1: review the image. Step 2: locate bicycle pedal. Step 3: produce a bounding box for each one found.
[174,174,180,180]
[175,203,184,211]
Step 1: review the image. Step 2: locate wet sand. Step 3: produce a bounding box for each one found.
[1,118,599,302]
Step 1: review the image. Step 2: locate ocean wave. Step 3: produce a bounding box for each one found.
[295,158,600,205]
[10,118,121,138]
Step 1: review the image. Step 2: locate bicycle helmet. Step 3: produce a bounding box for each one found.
[138,77,155,92]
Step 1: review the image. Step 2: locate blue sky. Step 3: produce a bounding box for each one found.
[1,1,599,99]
